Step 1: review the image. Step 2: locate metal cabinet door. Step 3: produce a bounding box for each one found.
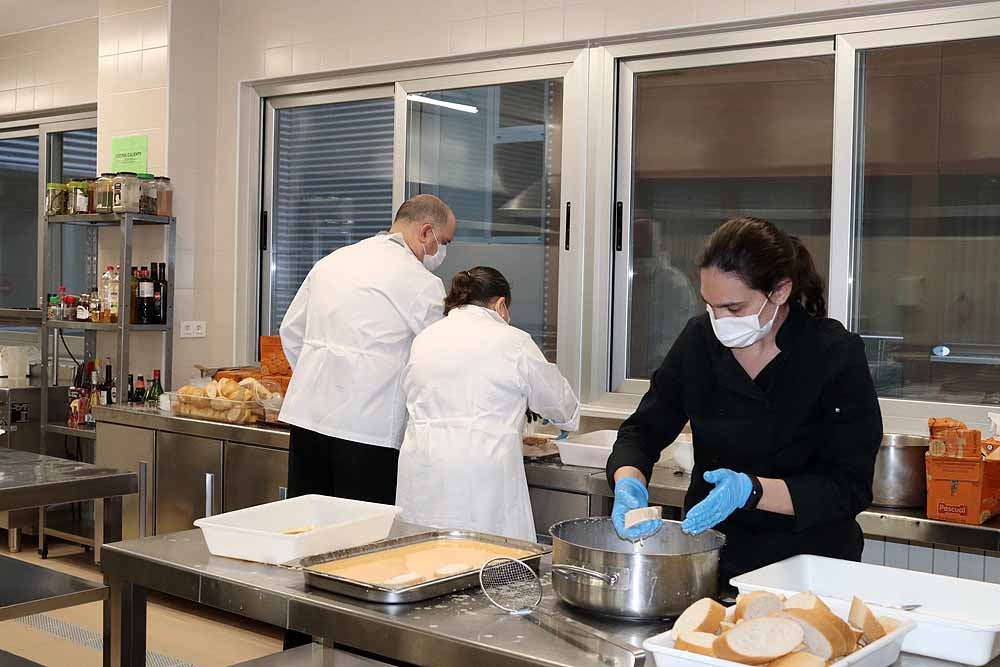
[95,422,155,539]
[528,487,590,542]
[155,431,222,534]
[223,443,289,513]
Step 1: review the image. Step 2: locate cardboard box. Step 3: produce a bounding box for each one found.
[925,453,1000,525]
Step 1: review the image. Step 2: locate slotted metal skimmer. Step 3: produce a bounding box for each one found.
[478,558,644,667]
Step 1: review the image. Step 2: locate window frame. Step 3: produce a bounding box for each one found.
[610,40,836,395]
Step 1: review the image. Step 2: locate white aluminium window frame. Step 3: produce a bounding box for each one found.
[393,54,591,391]
[607,40,835,398]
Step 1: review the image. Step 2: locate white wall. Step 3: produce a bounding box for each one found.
[0,19,97,114]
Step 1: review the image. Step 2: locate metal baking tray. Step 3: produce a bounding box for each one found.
[296,530,550,604]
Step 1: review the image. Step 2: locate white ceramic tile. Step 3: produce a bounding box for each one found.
[908,542,934,573]
[564,1,605,40]
[174,251,195,290]
[932,545,959,577]
[449,0,489,20]
[747,0,796,15]
[486,13,525,50]
[526,0,562,8]
[958,548,986,581]
[319,41,350,71]
[115,11,143,53]
[795,0,849,10]
[450,17,487,54]
[99,16,120,56]
[98,55,119,94]
[33,84,54,110]
[14,88,34,112]
[883,538,909,570]
[140,5,169,50]
[115,50,143,92]
[101,0,164,16]
[0,59,16,91]
[15,55,35,89]
[696,0,746,22]
[0,90,14,114]
[862,537,885,566]
[140,46,168,89]
[488,0,525,14]
[524,7,564,43]
[264,46,293,77]
[292,43,324,75]
[986,552,1000,584]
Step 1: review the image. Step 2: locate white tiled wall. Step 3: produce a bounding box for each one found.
[863,536,1000,582]
[0,20,97,115]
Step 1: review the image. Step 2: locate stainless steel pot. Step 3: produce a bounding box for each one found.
[549,517,725,620]
[872,433,930,508]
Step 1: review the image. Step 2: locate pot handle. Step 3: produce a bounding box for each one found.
[551,564,619,586]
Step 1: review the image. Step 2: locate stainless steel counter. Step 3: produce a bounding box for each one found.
[580,463,1000,551]
[0,448,136,510]
[93,405,290,449]
[102,523,661,667]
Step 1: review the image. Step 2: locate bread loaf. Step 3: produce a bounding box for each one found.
[848,597,886,646]
[624,506,662,529]
[776,609,847,660]
[735,591,784,622]
[671,598,727,640]
[712,617,804,665]
[675,631,718,657]
[768,653,826,667]
[783,592,831,616]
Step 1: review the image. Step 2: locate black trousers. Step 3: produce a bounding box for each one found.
[283,426,400,651]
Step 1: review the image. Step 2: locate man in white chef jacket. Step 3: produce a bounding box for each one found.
[278,194,455,508]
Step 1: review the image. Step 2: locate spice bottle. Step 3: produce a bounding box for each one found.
[154,177,173,216]
[95,174,115,214]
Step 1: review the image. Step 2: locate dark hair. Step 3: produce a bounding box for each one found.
[698,216,827,318]
[394,194,452,228]
[444,267,512,316]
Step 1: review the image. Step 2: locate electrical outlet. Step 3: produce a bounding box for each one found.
[179,321,207,339]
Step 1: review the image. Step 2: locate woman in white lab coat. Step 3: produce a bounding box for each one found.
[396,267,580,541]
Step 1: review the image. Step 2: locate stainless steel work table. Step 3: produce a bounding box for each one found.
[583,465,1000,551]
[100,523,664,667]
[93,405,290,449]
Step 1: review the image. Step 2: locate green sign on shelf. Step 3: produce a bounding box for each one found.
[110,134,148,173]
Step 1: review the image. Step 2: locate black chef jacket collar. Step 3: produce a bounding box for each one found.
[708,302,808,403]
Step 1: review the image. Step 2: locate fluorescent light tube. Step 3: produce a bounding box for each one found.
[406,94,478,114]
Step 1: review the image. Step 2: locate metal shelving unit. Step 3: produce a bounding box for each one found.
[40,211,176,443]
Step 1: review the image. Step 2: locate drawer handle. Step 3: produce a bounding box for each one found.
[138,461,148,537]
[205,472,215,518]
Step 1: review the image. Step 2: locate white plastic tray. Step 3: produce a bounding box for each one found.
[644,602,913,667]
[194,494,401,565]
[556,430,616,468]
[731,555,1000,665]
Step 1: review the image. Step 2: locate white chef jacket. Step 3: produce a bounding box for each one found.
[395,305,580,541]
[278,233,446,448]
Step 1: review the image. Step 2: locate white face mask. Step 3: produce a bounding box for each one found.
[421,227,447,272]
[707,292,778,349]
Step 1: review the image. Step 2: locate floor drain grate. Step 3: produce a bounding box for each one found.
[15,613,197,667]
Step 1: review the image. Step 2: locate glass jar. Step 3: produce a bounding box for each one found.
[45,183,68,216]
[138,173,157,214]
[155,177,173,216]
[75,293,90,322]
[112,172,140,213]
[95,173,115,214]
[68,180,89,215]
[87,179,98,214]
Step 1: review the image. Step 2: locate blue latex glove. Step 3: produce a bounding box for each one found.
[555,430,569,440]
[611,477,661,541]
[681,469,753,535]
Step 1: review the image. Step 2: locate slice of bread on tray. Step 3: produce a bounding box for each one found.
[712,617,806,665]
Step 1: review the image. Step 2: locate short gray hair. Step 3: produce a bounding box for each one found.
[394,194,452,228]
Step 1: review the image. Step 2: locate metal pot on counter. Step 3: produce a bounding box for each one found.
[872,433,930,508]
[548,518,725,620]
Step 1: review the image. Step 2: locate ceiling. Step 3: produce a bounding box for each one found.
[0,0,98,38]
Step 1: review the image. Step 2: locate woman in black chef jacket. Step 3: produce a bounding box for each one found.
[607,216,882,581]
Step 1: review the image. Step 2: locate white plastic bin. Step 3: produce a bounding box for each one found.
[556,430,617,468]
[194,494,401,565]
[644,602,912,667]
[731,555,1000,665]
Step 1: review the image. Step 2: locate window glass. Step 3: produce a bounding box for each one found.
[624,56,835,379]
[854,39,1000,404]
[407,80,563,360]
[48,128,97,298]
[269,98,395,332]
[0,135,39,309]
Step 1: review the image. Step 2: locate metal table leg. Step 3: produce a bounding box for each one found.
[96,496,123,564]
[36,508,46,559]
[7,527,20,553]
[103,576,146,667]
